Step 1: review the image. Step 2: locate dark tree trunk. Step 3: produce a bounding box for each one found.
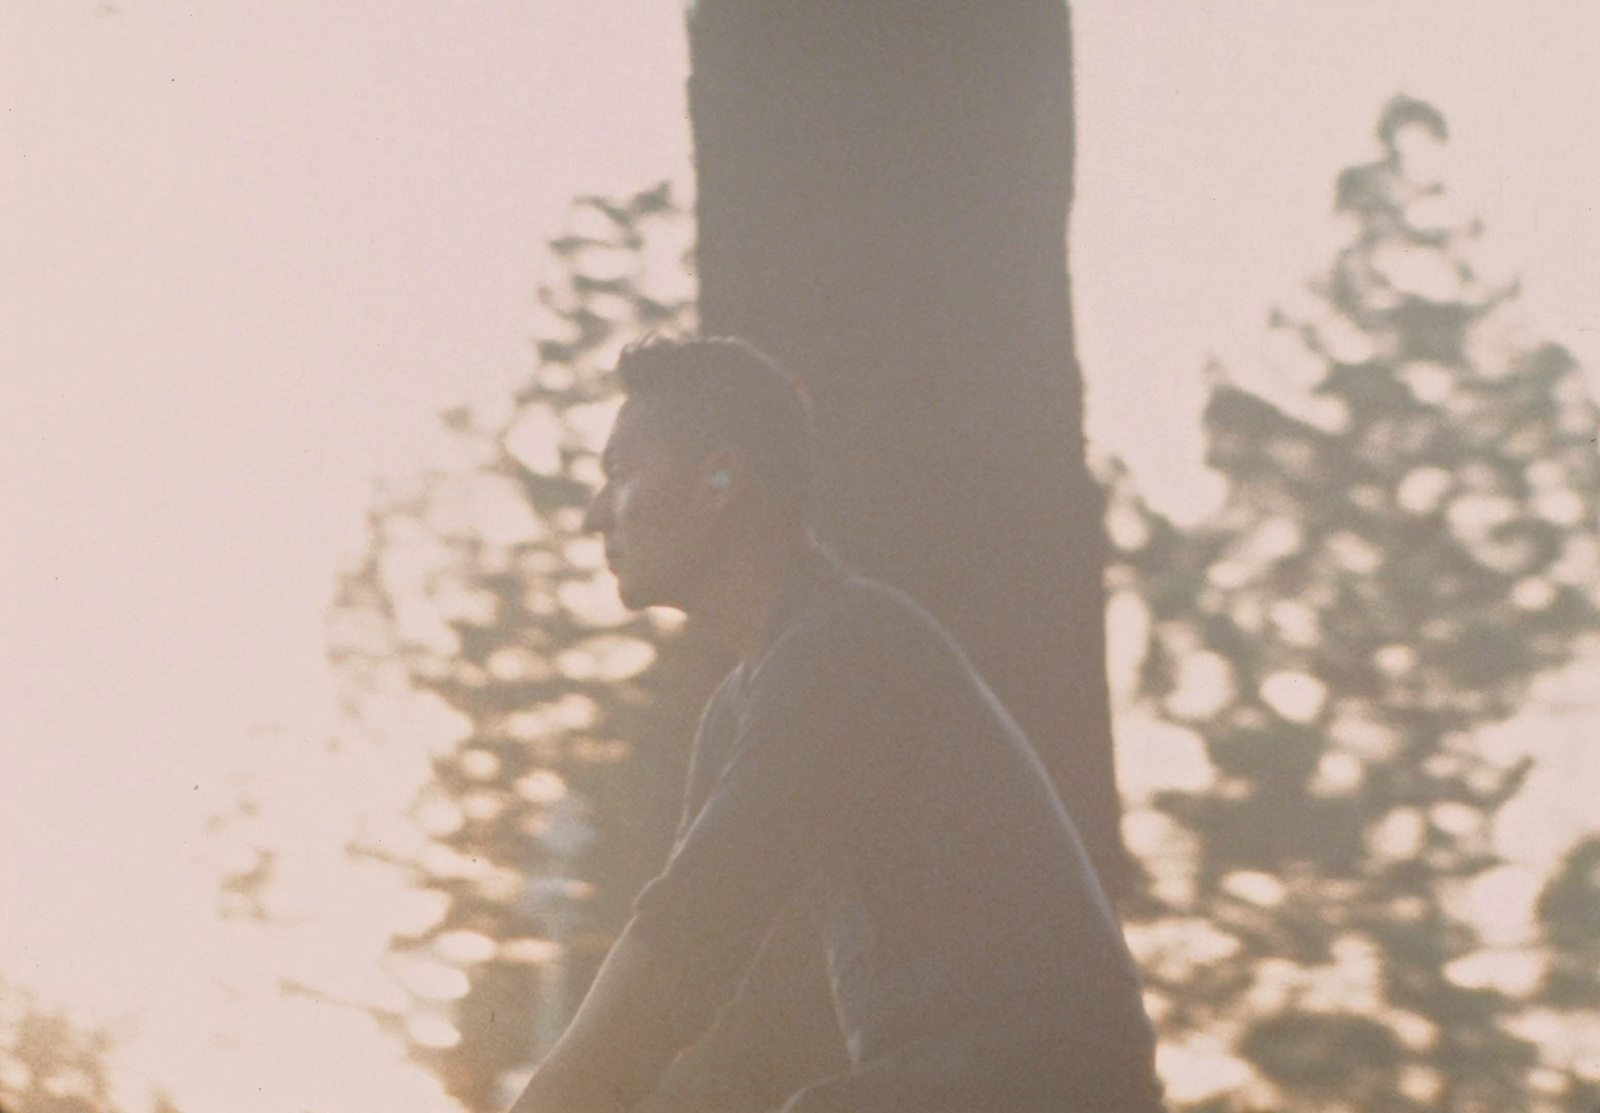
[689,1,1123,889]
[646,3,1123,1109]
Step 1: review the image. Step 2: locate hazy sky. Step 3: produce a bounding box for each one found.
[3,1,1599,1107]
[1074,2,1600,502]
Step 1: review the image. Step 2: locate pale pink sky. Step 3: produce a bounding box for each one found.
[2,2,1598,1108]
[1074,1,1600,508]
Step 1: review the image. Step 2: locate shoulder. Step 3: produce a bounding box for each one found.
[753,569,956,713]
[778,570,914,657]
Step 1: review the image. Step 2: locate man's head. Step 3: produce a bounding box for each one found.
[582,335,814,612]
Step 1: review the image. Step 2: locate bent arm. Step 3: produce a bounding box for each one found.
[511,618,855,1113]
[508,924,688,1113]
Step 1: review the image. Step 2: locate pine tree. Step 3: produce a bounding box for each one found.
[1528,832,1600,1110]
[0,977,157,1113]
[325,184,714,1112]
[1107,96,1600,1112]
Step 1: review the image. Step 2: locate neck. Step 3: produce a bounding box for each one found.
[692,527,813,670]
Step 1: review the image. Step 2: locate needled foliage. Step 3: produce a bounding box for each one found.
[0,979,180,1113]
[1107,96,1600,1112]
[325,186,722,1113]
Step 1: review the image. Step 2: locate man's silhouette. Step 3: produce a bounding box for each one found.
[509,336,1165,1113]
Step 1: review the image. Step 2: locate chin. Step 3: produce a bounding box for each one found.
[613,549,713,614]
[614,580,648,612]
[618,572,699,615]
[615,574,665,613]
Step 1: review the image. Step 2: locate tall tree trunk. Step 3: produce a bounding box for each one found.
[690,2,1122,884]
[646,3,1123,1109]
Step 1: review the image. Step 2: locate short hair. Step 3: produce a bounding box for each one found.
[614,335,814,528]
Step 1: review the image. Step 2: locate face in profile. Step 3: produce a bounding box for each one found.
[583,398,721,612]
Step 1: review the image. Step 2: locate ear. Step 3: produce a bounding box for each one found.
[698,445,747,512]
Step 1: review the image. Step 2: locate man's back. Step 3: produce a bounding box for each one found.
[630,548,1166,1112]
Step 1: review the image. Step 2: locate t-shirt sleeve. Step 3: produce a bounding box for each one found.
[629,615,862,1037]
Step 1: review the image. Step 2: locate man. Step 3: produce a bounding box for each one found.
[510,336,1166,1113]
